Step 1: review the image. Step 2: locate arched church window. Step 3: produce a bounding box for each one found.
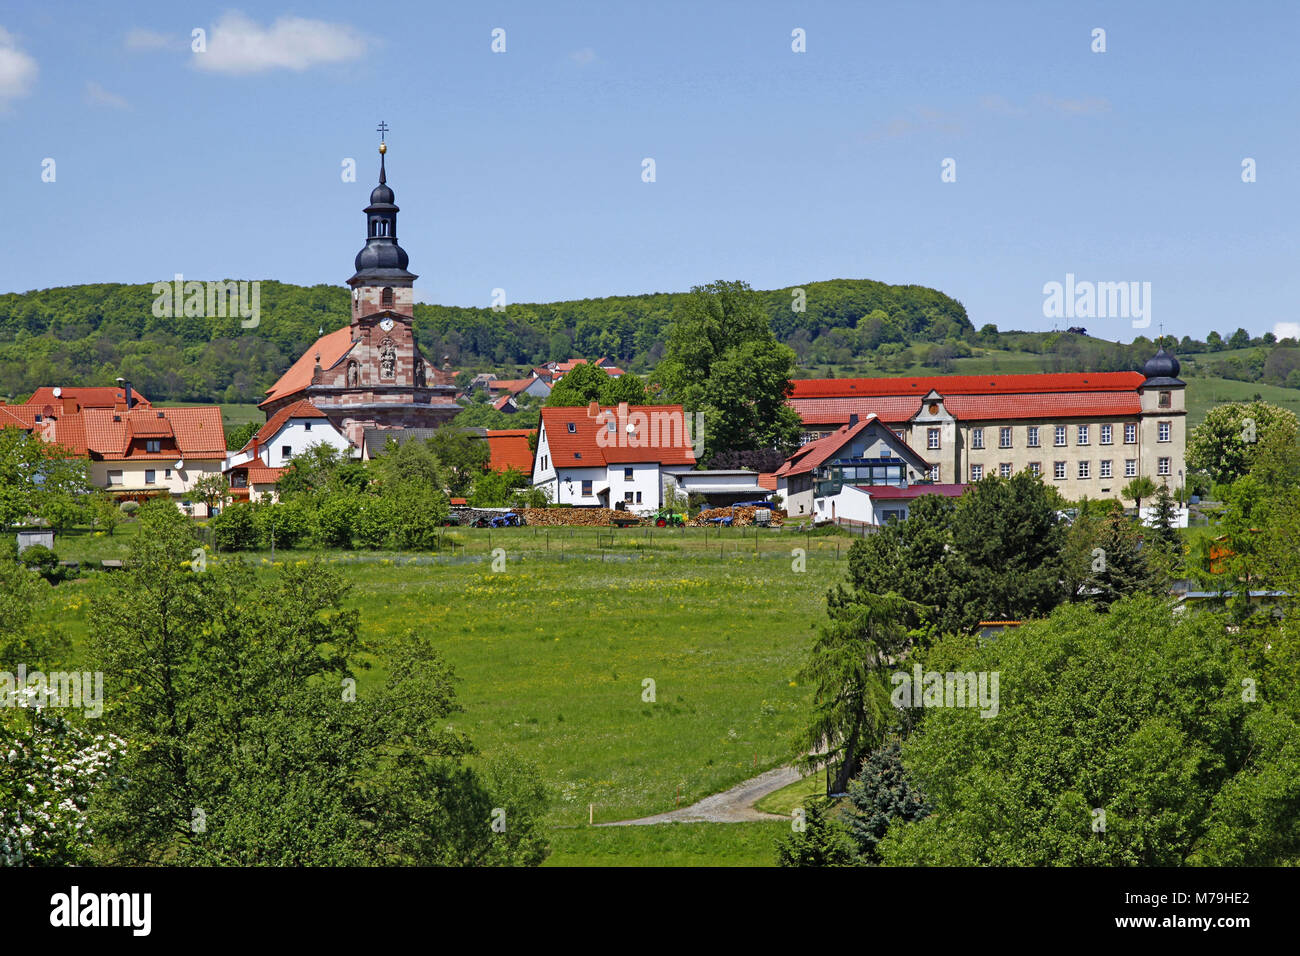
[382,287,394,307]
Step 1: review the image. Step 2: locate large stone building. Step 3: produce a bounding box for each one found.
[260,138,459,446]
[782,350,1187,508]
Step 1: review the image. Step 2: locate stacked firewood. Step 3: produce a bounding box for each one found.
[517,508,638,527]
[689,506,785,527]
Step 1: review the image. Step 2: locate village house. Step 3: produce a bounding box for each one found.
[224,399,351,501]
[532,402,695,509]
[773,413,933,517]
[4,392,226,515]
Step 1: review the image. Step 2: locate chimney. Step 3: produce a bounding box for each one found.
[848,413,859,426]
[617,401,629,420]
[123,381,134,409]
[587,400,599,418]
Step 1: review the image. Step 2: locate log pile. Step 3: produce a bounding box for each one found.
[517,507,639,527]
[690,506,785,527]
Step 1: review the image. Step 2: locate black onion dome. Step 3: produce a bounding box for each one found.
[1141,348,1183,385]
[1143,348,1181,379]
[369,182,395,205]
[354,237,410,273]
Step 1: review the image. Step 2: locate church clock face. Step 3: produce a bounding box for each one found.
[379,317,395,332]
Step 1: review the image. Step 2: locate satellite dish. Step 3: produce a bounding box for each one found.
[175,460,185,470]
[626,423,636,434]
[52,387,62,398]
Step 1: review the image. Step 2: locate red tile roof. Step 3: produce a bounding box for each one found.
[856,483,967,500]
[792,396,924,426]
[757,472,777,491]
[488,378,536,394]
[790,387,1144,425]
[244,399,328,451]
[789,371,1143,399]
[243,463,287,485]
[943,392,1142,419]
[540,405,696,467]
[82,407,226,459]
[492,394,516,411]
[775,416,927,478]
[262,326,355,406]
[24,386,152,411]
[0,406,90,455]
[485,429,535,474]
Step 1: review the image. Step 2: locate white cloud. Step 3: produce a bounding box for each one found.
[85,81,129,109]
[569,47,597,66]
[125,28,180,51]
[1273,322,1300,341]
[0,26,38,104]
[193,12,369,75]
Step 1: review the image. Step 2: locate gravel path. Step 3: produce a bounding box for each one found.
[598,765,803,826]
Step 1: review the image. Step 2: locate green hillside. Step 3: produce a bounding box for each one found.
[4,280,1297,427]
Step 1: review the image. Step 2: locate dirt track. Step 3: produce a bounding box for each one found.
[597,766,802,826]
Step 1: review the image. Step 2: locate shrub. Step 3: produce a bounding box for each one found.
[18,544,61,582]
[387,483,448,550]
[210,502,259,551]
[256,500,310,550]
[119,500,140,516]
[316,493,358,548]
[353,496,398,549]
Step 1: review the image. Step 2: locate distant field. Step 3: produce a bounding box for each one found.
[1182,376,1300,428]
[155,401,262,430]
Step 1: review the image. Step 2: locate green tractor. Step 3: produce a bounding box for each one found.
[650,509,686,528]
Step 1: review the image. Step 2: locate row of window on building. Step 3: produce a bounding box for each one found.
[926,422,1172,451]
[969,457,1174,481]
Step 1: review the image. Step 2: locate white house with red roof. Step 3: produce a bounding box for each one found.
[785,351,1187,500]
[224,399,350,500]
[533,402,696,509]
[773,413,933,517]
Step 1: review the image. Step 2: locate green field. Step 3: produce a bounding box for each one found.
[545,821,789,866]
[155,401,262,431]
[42,524,847,864]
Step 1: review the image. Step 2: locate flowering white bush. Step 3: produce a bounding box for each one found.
[0,689,123,866]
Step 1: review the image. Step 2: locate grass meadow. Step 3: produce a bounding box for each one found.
[41,525,847,864]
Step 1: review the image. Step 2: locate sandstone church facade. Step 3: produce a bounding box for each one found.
[260,137,459,446]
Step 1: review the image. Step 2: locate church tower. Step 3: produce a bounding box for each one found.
[348,126,417,322]
[258,125,460,444]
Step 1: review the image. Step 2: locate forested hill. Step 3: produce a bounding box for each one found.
[0,279,970,404]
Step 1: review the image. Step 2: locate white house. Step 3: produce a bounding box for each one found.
[773,413,932,517]
[812,482,967,526]
[224,399,350,501]
[533,402,696,509]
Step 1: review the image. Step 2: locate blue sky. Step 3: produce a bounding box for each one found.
[1,1,1296,342]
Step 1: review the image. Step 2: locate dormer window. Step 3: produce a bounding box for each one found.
[146,439,161,453]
